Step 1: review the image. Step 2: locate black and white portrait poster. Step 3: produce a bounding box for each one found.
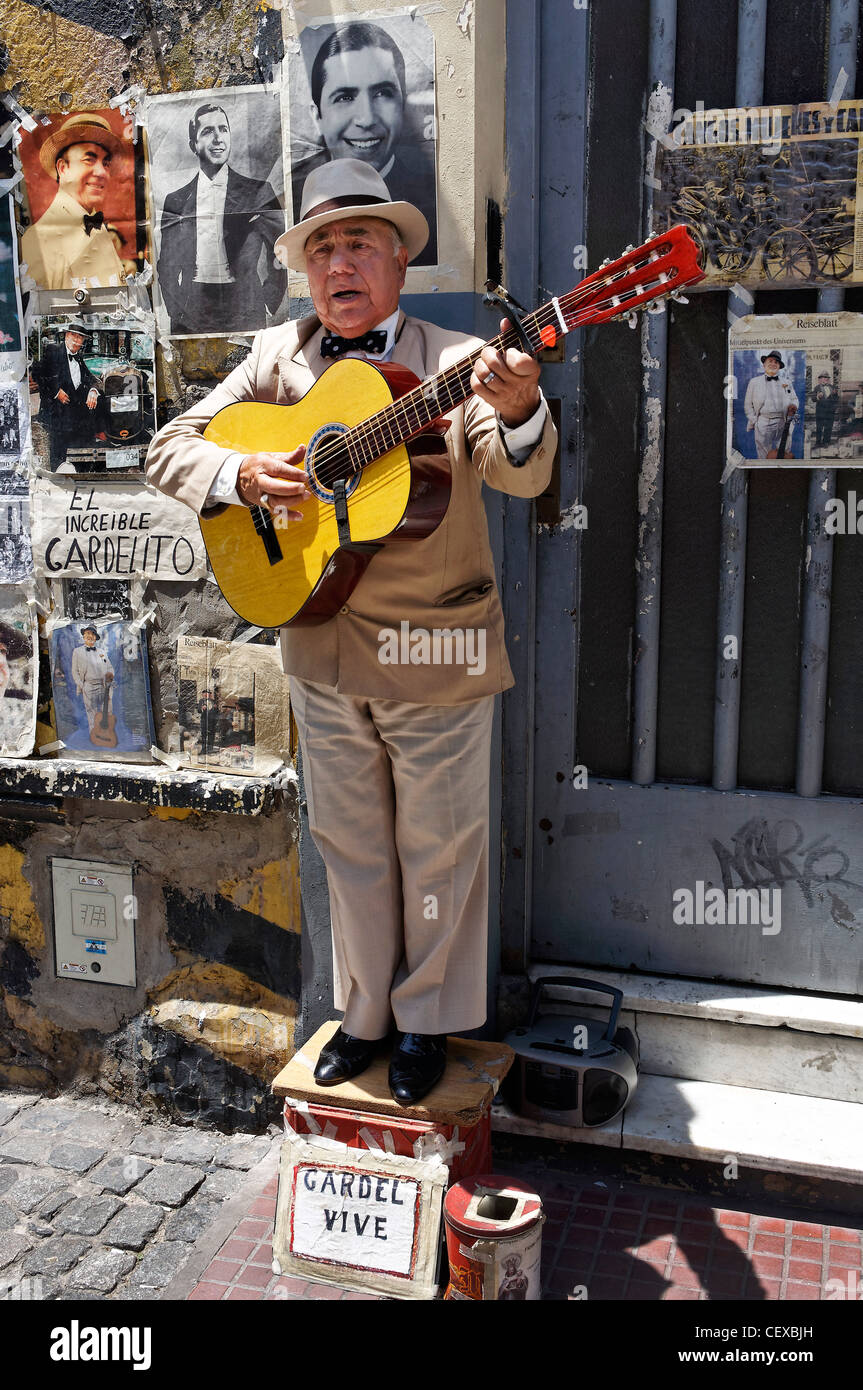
[28,314,155,476]
[0,193,24,356]
[0,588,38,757]
[0,381,28,459]
[145,86,288,338]
[0,474,31,585]
[62,577,132,622]
[289,13,438,267]
[49,616,155,762]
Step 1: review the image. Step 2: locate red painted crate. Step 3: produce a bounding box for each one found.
[283,1098,492,1185]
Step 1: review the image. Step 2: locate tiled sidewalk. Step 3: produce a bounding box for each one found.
[186,1169,863,1302]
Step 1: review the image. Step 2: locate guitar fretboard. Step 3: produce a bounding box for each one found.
[308,227,696,489]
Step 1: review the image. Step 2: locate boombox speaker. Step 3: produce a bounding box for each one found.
[504,977,640,1127]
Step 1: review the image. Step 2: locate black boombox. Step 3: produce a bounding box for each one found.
[504,977,640,1127]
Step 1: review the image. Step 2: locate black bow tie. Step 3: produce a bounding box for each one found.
[82,211,104,236]
[320,330,388,359]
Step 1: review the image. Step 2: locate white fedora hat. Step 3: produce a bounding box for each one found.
[274,158,429,272]
[38,112,127,176]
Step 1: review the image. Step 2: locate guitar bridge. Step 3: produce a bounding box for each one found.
[251,505,283,566]
[333,478,351,547]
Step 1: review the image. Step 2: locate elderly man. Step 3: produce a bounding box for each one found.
[21,113,128,290]
[292,21,437,265]
[158,102,285,335]
[744,350,798,459]
[147,159,556,1103]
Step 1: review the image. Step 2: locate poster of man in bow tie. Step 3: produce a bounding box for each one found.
[146,86,287,338]
[16,110,140,292]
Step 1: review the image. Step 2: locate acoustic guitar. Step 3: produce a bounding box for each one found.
[200,225,704,628]
[89,682,117,748]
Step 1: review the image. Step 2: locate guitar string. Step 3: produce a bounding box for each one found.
[306,254,685,490]
[249,239,690,525]
[250,273,674,530]
[306,267,681,493]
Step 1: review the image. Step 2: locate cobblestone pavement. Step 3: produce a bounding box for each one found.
[0,1090,279,1301]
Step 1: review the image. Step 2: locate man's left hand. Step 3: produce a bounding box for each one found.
[86,389,99,410]
[470,317,542,428]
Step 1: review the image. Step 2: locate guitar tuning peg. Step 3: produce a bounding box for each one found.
[627,310,639,329]
[670,290,689,304]
[624,244,635,253]
[647,298,666,315]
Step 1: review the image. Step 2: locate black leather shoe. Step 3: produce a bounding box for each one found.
[389,1033,447,1104]
[314,1028,385,1086]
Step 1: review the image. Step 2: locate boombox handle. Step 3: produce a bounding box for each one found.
[529,976,624,1044]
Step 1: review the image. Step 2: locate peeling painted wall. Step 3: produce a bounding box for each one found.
[0,793,300,1130]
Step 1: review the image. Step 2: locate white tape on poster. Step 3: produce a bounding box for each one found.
[30,479,208,580]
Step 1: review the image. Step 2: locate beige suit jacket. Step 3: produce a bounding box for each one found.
[146,311,557,704]
[20,189,126,290]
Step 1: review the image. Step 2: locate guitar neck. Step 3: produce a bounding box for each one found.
[342,224,700,472]
[343,313,556,473]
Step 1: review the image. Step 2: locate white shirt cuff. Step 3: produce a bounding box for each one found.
[498,393,548,463]
[205,452,246,507]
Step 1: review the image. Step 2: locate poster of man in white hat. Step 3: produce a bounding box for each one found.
[17,110,138,291]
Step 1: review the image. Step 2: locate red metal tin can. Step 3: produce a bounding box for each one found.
[443,1174,544,1300]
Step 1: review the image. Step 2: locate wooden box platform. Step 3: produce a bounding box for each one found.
[271,1020,514,1127]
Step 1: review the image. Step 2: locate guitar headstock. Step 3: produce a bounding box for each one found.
[562,225,705,329]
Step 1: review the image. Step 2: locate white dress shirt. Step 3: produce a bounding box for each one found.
[195,166,233,285]
[67,352,82,390]
[206,309,548,507]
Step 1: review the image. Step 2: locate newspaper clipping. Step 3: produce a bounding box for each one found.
[176,635,290,776]
[288,13,438,267]
[0,469,31,585]
[0,586,38,757]
[728,312,863,469]
[654,100,863,288]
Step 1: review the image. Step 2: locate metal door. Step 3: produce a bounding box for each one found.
[500,0,863,997]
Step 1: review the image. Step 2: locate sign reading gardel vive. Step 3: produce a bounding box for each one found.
[274,1136,447,1299]
[30,479,207,579]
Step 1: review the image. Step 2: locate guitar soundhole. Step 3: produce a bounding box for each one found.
[306,422,360,503]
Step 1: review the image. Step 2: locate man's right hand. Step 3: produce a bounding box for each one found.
[56,389,70,404]
[236,446,311,522]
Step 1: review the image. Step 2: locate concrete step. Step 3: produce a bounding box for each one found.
[492,1073,863,1184]
[524,965,863,1103]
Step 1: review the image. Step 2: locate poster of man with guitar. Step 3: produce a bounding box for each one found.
[49,617,155,761]
[70,624,114,743]
[147,158,702,1103]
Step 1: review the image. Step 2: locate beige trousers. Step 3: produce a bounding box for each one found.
[290,676,495,1039]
